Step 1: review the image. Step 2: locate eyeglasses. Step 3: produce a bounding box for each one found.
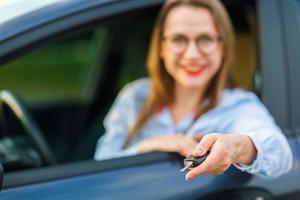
[162,34,222,55]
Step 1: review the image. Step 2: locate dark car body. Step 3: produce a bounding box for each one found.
[0,0,300,199]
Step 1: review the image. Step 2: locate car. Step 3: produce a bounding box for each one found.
[0,0,299,199]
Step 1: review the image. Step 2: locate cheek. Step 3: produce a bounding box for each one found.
[164,59,177,78]
[210,51,223,73]
[161,49,178,74]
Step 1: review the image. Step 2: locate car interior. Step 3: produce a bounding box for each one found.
[0,0,257,173]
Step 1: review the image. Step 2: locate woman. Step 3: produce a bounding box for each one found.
[94,0,292,180]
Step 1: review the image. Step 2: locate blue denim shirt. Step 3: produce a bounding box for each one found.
[94,78,293,178]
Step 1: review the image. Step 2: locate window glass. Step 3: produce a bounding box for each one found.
[0,27,111,163]
[0,28,108,106]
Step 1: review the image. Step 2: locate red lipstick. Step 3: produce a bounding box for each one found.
[179,66,206,76]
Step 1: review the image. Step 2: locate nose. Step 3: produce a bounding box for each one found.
[183,41,204,59]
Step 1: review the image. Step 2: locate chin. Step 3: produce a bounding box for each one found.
[180,80,207,90]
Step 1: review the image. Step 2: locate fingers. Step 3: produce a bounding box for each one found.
[186,135,233,180]
[139,134,201,157]
[174,134,198,156]
[150,134,194,156]
[186,144,223,179]
[193,133,219,157]
[139,135,179,153]
[159,136,181,153]
[192,134,204,142]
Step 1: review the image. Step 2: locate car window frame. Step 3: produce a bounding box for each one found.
[257,0,291,132]
[280,0,300,135]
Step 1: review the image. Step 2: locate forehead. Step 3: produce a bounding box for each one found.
[164,5,218,35]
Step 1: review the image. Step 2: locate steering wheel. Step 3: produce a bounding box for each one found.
[0,90,56,165]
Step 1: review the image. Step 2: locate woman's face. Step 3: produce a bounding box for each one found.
[161,5,223,90]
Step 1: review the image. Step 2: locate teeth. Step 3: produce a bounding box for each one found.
[185,66,202,72]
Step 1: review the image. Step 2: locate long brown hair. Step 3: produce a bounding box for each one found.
[123,0,235,148]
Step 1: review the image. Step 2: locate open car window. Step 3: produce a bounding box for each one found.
[0,0,258,171]
[0,2,158,171]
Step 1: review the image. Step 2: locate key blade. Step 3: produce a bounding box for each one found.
[180,166,189,172]
[180,163,192,172]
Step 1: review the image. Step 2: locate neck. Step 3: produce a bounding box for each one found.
[169,84,206,125]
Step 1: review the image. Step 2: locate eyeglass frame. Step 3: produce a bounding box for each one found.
[161,34,222,55]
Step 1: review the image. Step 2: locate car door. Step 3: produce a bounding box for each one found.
[0,0,299,199]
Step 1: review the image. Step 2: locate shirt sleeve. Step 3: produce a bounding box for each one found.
[94,82,143,161]
[229,94,293,178]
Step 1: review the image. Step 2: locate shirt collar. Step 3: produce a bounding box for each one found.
[156,107,195,133]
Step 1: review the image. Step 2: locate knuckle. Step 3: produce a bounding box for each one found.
[199,143,208,150]
[205,163,213,170]
[222,150,229,157]
[210,133,221,138]
[225,157,232,164]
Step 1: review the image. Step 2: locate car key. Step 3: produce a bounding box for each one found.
[180,153,209,172]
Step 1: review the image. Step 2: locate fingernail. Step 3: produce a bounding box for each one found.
[185,173,193,181]
[193,149,202,156]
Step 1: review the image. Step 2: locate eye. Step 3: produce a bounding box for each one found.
[170,35,187,45]
[198,35,215,45]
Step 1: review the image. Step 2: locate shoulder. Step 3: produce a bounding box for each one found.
[104,78,151,122]
[221,88,259,106]
[114,77,150,108]
[119,78,150,100]
[217,88,267,115]
[123,78,150,92]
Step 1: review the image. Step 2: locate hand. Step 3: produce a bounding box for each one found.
[186,133,257,180]
[138,133,201,157]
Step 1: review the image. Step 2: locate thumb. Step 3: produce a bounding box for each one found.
[193,133,219,157]
[192,134,204,142]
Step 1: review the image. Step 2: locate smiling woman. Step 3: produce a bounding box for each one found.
[94,0,292,181]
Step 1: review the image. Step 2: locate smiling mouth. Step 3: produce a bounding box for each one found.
[179,66,206,76]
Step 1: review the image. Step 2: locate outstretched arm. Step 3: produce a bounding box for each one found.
[186,133,256,180]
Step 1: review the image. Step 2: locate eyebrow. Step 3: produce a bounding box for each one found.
[164,33,218,37]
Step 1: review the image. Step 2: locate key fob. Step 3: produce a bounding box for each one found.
[184,153,209,169]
